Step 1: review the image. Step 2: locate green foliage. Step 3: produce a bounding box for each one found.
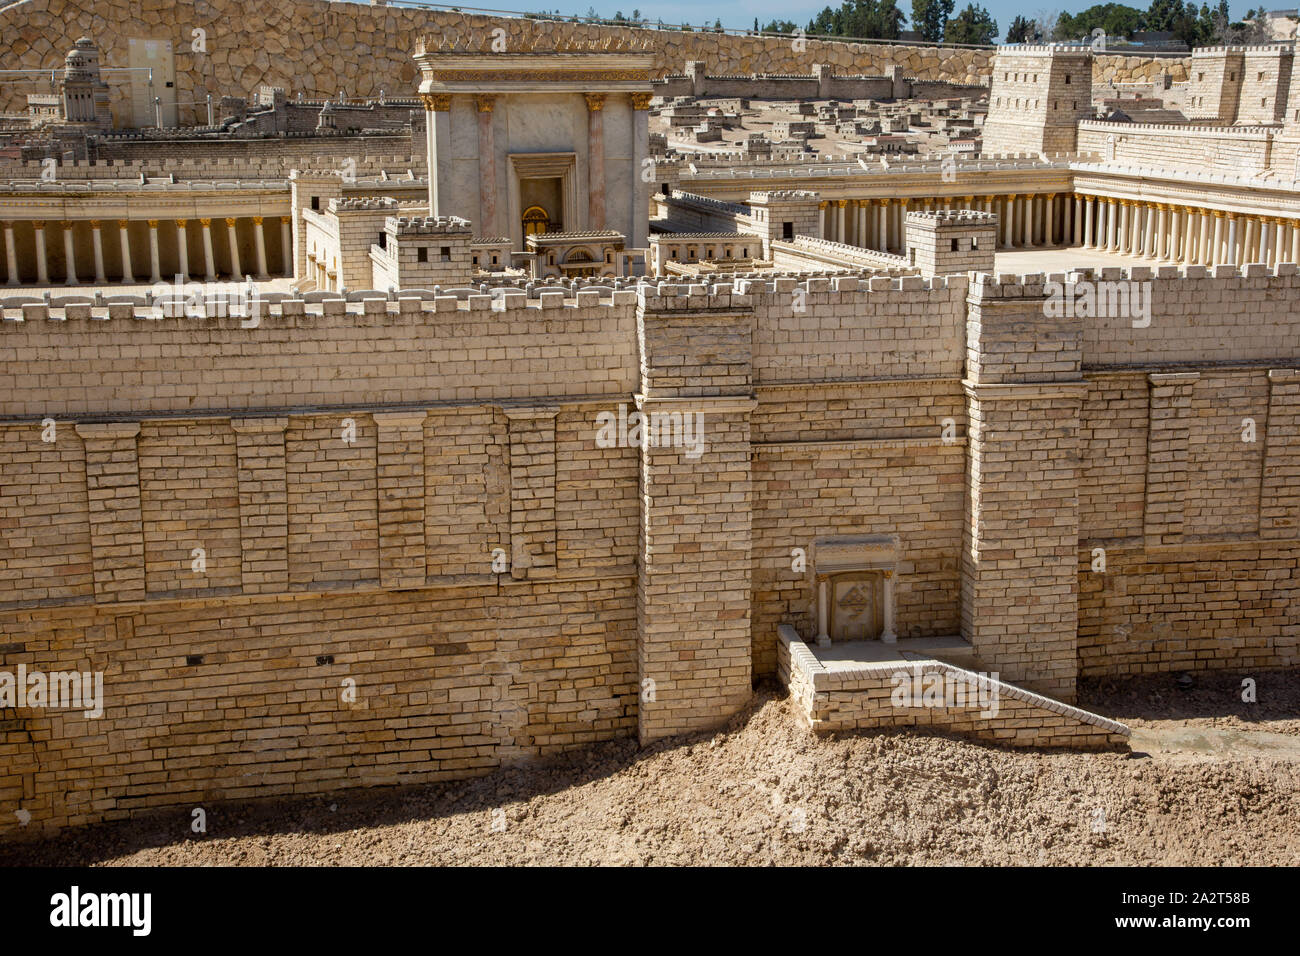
[804,0,906,39]
[945,1,997,43]
[912,0,955,40]
[1006,14,1042,42]
[1054,3,1144,41]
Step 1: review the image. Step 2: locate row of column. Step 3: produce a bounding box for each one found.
[1077,195,1300,268]
[817,193,1075,253]
[1,215,291,286]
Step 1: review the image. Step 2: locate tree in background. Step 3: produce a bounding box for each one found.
[1053,3,1144,40]
[760,19,801,33]
[945,2,998,43]
[1143,0,1201,45]
[912,0,955,41]
[1006,14,1043,41]
[805,0,906,39]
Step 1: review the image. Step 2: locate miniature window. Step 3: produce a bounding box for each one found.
[417,247,427,262]
[377,232,386,249]
[440,246,451,261]
[950,238,959,251]
[782,221,794,239]
[971,237,979,249]
[310,196,320,210]
[1065,75,1071,85]
[492,255,498,265]
[472,256,478,266]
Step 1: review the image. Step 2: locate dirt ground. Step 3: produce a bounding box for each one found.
[3,668,1297,867]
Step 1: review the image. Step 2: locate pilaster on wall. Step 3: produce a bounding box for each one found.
[504,405,559,579]
[74,423,145,604]
[1143,372,1199,548]
[636,296,755,741]
[1261,368,1300,538]
[962,278,1084,701]
[374,411,428,590]
[232,417,289,593]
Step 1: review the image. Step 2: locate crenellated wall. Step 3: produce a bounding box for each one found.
[2,266,1298,836]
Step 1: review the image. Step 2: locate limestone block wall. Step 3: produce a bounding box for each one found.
[0,294,644,837]
[777,628,1129,748]
[962,274,1085,701]
[1076,121,1275,176]
[982,48,1093,157]
[0,1,1183,125]
[744,275,968,676]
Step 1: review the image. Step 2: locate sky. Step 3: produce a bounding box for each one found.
[501,1,1260,41]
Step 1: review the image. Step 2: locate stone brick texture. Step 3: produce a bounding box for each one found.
[2,265,1299,834]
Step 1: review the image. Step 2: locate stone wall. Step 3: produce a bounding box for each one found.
[0,0,1186,126]
[3,266,1298,835]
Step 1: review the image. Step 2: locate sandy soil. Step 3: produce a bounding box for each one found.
[3,668,1297,867]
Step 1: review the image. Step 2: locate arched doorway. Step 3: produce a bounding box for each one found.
[522,205,550,236]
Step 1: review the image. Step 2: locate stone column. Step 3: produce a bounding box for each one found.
[280,216,293,276]
[815,576,830,647]
[421,93,452,215]
[584,93,606,230]
[75,422,146,603]
[118,219,134,282]
[1001,196,1014,247]
[1082,196,1093,248]
[1117,201,1130,253]
[1200,211,1214,265]
[1226,213,1239,266]
[476,94,497,235]
[1273,218,1286,267]
[90,220,106,283]
[817,202,827,239]
[1211,211,1224,265]
[1155,204,1168,259]
[1107,199,1119,251]
[1291,219,1300,264]
[1020,195,1032,246]
[225,216,242,278]
[174,219,190,279]
[876,200,887,252]
[147,219,162,282]
[252,215,269,279]
[3,221,17,284]
[200,218,216,279]
[62,221,77,285]
[1043,193,1055,245]
[1183,209,1197,265]
[881,570,897,643]
[836,199,847,243]
[1244,216,1257,263]
[33,221,48,284]
[630,92,651,248]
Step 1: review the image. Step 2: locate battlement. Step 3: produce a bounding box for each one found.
[748,189,822,202]
[906,209,998,225]
[386,214,472,234]
[995,44,1093,57]
[1192,44,1291,56]
[331,196,400,212]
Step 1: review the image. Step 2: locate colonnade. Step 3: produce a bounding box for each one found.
[1075,195,1300,267]
[816,193,1076,253]
[0,215,293,286]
